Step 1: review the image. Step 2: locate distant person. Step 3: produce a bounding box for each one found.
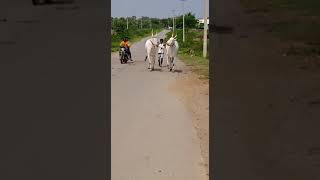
[158,39,165,66]
[119,37,132,61]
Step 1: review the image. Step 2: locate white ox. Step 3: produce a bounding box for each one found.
[145,35,158,71]
[165,35,179,72]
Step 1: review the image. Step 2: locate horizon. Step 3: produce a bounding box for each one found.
[111,12,203,19]
[111,0,205,19]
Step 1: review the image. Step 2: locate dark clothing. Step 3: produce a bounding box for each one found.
[119,46,131,60]
[125,47,132,60]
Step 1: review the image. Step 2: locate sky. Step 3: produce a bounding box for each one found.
[111,0,205,19]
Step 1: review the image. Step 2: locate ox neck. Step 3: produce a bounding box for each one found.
[150,39,156,45]
[166,42,175,47]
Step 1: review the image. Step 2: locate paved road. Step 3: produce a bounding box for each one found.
[111,31,207,180]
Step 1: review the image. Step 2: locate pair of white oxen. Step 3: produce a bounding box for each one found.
[145,34,179,72]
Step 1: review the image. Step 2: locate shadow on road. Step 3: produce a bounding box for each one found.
[151,68,163,72]
[173,69,183,73]
[148,68,184,73]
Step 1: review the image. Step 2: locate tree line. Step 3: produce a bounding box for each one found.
[111,12,200,34]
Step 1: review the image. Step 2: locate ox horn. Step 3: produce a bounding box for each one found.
[152,29,154,37]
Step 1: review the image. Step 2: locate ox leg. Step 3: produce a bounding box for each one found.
[152,56,155,70]
[148,56,151,70]
[172,57,175,72]
[166,55,169,68]
[149,56,153,72]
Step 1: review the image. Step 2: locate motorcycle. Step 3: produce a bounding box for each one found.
[119,47,129,64]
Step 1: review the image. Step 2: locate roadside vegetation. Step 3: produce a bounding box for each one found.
[165,13,209,79]
[112,14,210,79]
[111,17,167,52]
[240,0,320,61]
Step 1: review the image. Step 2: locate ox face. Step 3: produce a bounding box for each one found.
[166,36,177,46]
[149,38,158,49]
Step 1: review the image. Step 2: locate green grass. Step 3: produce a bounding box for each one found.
[165,29,209,79]
[240,0,320,57]
[111,28,162,52]
[179,54,209,79]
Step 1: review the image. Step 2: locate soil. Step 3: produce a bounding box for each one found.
[169,68,209,176]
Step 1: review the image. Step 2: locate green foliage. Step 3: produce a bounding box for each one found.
[111,16,168,51]
[174,12,198,29]
[165,29,209,79]
[165,29,208,57]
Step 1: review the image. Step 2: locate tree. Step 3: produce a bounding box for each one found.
[175,12,198,29]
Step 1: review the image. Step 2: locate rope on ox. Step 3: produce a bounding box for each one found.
[149,38,159,48]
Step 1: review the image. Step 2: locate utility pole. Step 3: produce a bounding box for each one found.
[180,0,186,42]
[140,18,143,29]
[149,19,152,29]
[126,17,129,30]
[203,0,209,58]
[172,10,176,35]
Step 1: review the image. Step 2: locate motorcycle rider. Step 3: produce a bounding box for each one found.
[119,37,132,61]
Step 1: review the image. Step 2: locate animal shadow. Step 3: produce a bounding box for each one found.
[173,69,183,73]
[152,68,162,72]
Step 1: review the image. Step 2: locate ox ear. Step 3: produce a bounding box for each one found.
[174,35,177,39]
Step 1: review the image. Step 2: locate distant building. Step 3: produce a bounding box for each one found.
[198,18,209,25]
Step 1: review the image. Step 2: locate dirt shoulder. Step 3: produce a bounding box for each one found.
[168,66,209,175]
